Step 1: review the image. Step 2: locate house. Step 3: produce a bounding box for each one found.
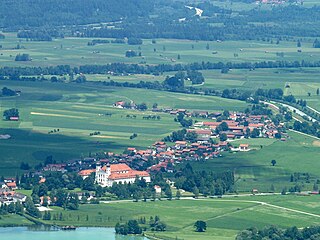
[175,141,187,149]
[95,163,150,187]
[154,185,162,194]
[43,164,66,172]
[9,116,19,121]
[6,182,17,190]
[239,144,249,152]
[78,169,96,179]
[114,101,126,108]
[0,189,27,206]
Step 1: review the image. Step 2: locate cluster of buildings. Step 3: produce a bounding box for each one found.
[0,178,26,206]
[192,113,284,141]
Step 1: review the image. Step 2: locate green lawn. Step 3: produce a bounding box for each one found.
[40,195,320,240]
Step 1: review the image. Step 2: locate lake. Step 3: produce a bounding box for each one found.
[0,226,149,240]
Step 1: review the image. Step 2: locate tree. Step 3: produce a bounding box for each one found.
[271,159,277,166]
[165,188,172,200]
[219,133,227,141]
[75,74,87,83]
[25,196,41,218]
[1,87,16,96]
[15,53,31,61]
[3,108,19,120]
[67,192,79,210]
[176,190,181,200]
[128,38,143,45]
[194,220,207,232]
[297,40,301,47]
[250,128,260,138]
[125,50,137,58]
[193,186,199,198]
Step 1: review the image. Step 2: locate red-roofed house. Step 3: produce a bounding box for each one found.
[78,169,96,179]
[6,182,17,190]
[239,144,249,151]
[95,163,150,187]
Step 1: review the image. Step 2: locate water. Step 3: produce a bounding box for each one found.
[0,226,149,240]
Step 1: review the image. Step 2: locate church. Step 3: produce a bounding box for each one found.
[95,163,151,187]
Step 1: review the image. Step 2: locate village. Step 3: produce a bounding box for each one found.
[0,100,288,208]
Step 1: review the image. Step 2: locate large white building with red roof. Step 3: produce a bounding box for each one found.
[95,163,150,187]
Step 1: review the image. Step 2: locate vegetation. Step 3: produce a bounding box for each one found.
[0,1,320,238]
[236,225,320,240]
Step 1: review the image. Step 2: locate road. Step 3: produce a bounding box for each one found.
[100,192,320,218]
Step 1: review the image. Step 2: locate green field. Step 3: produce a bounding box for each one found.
[0,214,33,227]
[0,80,249,176]
[1,33,319,67]
[30,195,320,240]
[190,131,320,192]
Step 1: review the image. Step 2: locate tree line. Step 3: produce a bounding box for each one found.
[236,225,320,240]
[4,60,320,78]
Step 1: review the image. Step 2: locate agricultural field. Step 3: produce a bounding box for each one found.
[189,131,320,192]
[1,33,320,67]
[200,67,320,91]
[0,80,249,176]
[38,195,320,240]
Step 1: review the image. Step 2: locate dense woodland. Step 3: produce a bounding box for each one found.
[0,0,319,41]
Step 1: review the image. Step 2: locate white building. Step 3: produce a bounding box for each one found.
[95,163,151,187]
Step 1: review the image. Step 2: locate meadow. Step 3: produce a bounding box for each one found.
[187,131,320,193]
[1,33,320,67]
[0,80,249,176]
[22,194,320,240]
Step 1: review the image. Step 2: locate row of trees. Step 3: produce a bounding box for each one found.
[5,59,320,78]
[236,225,320,240]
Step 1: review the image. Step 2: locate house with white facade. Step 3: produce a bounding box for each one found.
[95,163,150,187]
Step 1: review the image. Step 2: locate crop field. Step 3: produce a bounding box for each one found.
[0,80,249,176]
[200,68,320,91]
[37,195,320,240]
[1,33,320,67]
[188,131,320,192]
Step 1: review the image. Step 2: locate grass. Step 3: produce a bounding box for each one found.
[0,80,249,176]
[39,195,320,240]
[0,214,33,227]
[188,131,320,192]
[1,33,320,67]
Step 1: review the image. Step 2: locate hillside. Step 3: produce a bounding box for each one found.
[0,0,154,28]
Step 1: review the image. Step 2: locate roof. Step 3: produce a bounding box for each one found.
[193,129,212,135]
[101,163,132,173]
[240,144,249,148]
[109,170,149,180]
[175,141,187,145]
[6,182,17,188]
[78,169,95,176]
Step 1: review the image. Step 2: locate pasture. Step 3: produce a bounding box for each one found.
[1,33,320,67]
[40,195,320,240]
[188,131,320,193]
[0,80,249,176]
